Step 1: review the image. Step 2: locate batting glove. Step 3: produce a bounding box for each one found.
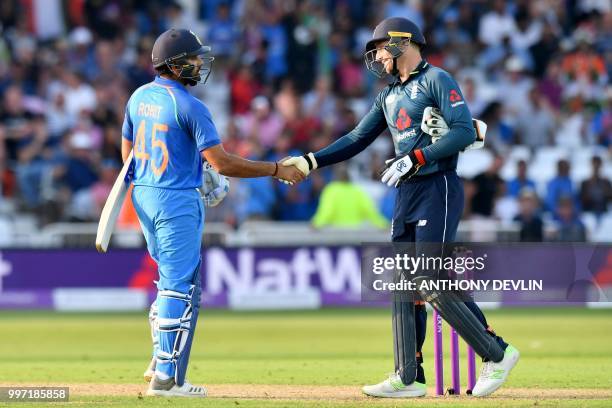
[281,152,318,177]
[199,162,230,207]
[421,106,488,150]
[380,150,426,187]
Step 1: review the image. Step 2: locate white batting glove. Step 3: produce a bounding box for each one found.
[199,162,230,207]
[381,152,420,187]
[421,106,487,150]
[281,152,317,177]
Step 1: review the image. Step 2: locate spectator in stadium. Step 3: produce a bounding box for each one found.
[335,50,365,98]
[560,31,608,101]
[52,131,99,220]
[591,87,611,147]
[515,87,556,149]
[580,156,612,217]
[507,160,536,198]
[238,95,284,149]
[478,0,517,47]
[53,131,98,195]
[259,11,288,82]
[493,180,518,223]
[433,9,471,49]
[127,45,156,92]
[460,76,487,117]
[236,175,276,222]
[511,7,542,53]
[90,159,120,216]
[471,155,504,217]
[302,76,337,124]
[546,159,576,214]
[498,56,534,126]
[537,61,564,111]
[514,188,544,242]
[479,102,514,152]
[230,63,261,114]
[1,85,49,209]
[529,22,560,79]
[235,141,276,222]
[206,2,240,60]
[311,164,387,229]
[61,70,97,118]
[284,1,319,94]
[553,196,587,242]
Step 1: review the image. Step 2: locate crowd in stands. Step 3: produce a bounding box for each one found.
[0,0,610,242]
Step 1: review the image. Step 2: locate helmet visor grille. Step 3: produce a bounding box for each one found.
[166,53,215,85]
[364,48,386,78]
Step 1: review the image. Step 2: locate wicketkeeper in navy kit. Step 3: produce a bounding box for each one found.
[283,17,519,398]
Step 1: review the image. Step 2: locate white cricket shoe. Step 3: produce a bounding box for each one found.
[362,373,426,398]
[472,344,520,397]
[146,376,207,398]
[143,357,156,382]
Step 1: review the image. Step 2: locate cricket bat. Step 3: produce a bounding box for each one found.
[96,150,134,253]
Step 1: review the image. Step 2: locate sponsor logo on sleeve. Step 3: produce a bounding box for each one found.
[449,89,465,107]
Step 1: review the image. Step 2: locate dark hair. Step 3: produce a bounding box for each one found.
[154,64,173,76]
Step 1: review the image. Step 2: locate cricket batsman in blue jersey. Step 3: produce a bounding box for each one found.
[121,29,303,397]
[283,17,519,398]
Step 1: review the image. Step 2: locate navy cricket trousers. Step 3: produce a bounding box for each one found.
[390,170,506,384]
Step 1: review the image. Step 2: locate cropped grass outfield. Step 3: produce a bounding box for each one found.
[0,307,611,407]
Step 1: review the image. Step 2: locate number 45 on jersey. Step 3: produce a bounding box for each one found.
[96,119,168,253]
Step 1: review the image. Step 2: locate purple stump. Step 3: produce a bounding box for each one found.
[467,346,477,393]
[433,310,444,395]
[450,328,460,394]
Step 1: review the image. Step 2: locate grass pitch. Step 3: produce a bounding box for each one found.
[0,307,611,407]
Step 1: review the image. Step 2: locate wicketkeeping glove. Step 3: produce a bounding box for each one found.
[380,150,426,187]
[421,107,449,143]
[199,162,230,207]
[421,106,488,150]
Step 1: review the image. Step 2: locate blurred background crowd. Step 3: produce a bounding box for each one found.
[0,0,610,244]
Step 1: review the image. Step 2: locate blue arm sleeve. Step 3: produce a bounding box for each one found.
[313,93,388,168]
[420,70,475,162]
[121,103,133,141]
[180,98,222,151]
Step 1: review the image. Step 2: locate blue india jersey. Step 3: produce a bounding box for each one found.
[122,76,221,189]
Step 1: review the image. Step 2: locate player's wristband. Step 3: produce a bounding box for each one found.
[273,162,279,177]
[409,149,426,166]
[303,152,318,171]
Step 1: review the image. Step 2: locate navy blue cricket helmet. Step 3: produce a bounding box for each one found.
[152,29,214,85]
[364,17,426,77]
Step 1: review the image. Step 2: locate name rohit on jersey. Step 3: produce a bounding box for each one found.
[138,103,163,119]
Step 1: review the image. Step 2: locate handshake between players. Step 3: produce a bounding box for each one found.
[279,109,487,186]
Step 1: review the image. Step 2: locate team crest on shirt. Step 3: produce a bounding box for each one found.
[410,83,418,99]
